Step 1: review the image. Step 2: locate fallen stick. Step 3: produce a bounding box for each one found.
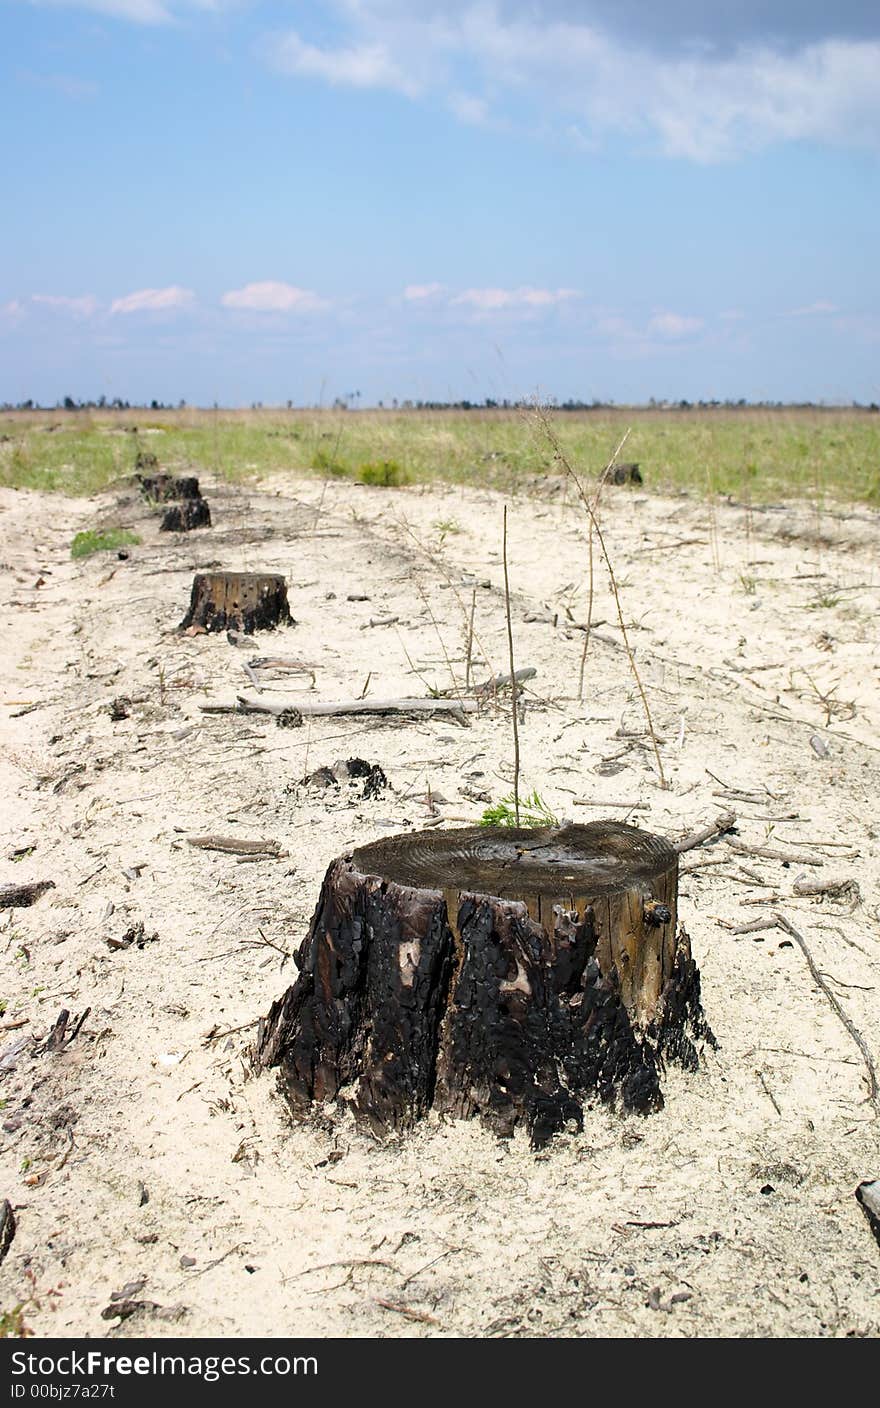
[720,916,780,936]
[472,666,537,698]
[674,811,737,855]
[774,912,879,1116]
[187,835,286,857]
[726,839,825,867]
[573,799,651,811]
[793,875,861,903]
[226,694,477,719]
[248,657,318,670]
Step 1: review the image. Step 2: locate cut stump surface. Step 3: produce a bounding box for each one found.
[180,572,290,634]
[257,821,714,1147]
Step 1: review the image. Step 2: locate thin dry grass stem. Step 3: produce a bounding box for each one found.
[578,427,632,700]
[410,576,463,699]
[535,408,667,790]
[395,629,441,698]
[502,504,521,824]
[465,588,477,690]
[395,513,495,682]
[704,464,721,573]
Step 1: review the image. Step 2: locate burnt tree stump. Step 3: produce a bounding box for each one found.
[160,498,211,532]
[257,822,713,1147]
[605,462,643,485]
[180,572,290,634]
[139,473,201,501]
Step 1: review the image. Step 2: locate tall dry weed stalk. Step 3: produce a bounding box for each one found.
[502,504,521,824]
[534,407,667,790]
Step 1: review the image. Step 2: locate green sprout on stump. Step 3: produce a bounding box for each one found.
[480,790,558,829]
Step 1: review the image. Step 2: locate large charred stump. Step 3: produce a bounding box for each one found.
[160,498,211,532]
[179,572,290,634]
[257,822,714,1148]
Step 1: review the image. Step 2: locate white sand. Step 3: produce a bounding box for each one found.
[1,469,879,1338]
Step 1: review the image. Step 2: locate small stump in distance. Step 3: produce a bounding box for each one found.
[139,473,201,501]
[257,822,713,1148]
[180,572,290,634]
[160,498,211,533]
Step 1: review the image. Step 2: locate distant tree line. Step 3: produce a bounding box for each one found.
[2,395,878,413]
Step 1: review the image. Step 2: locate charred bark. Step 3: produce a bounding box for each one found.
[160,498,211,532]
[179,572,290,634]
[257,822,713,1147]
[139,473,201,502]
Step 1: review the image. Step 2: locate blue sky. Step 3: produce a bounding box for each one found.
[2,1,879,406]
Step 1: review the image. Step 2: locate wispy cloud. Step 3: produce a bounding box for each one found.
[18,70,99,100]
[1,299,26,321]
[403,283,445,301]
[32,293,98,318]
[787,300,839,317]
[451,286,580,312]
[220,281,329,313]
[269,33,420,98]
[447,91,490,125]
[110,286,194,315]
[647,311,705,338]
[30,0,172,22]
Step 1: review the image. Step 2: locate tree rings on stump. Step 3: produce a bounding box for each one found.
[160,498,211,532]
[257,821,714,1148]
[179,572,290,634]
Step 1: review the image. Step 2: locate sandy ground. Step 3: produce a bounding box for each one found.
[1,466,879,1340]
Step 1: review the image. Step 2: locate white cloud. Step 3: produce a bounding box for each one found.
[403,283,445,301]
[451,286,580,312]
[110,286,194,315]
[264,5,880,161]
[647,311,704,338]
[448,91,490,125]
[30,0,171,22]
[787,300,839,317]
[221,282,328,313]
[270,32,420,98]
[32,293,98,318]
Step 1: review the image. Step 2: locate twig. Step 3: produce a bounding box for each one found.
[674,810,737,854]
[774,912,879,1116]
[472,666,537,700]
[536,409,666,788]
[573,798,650,811]
[375,1298,441,1326]
[577,427,631,699]
[757,1071,782,1117]
[187,835,285,857]
[502,505,520,825]
[720,917,780,936]
[222,695,476,720]
[726,839,825,867]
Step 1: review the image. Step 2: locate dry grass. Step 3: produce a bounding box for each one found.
[1,405,879,503]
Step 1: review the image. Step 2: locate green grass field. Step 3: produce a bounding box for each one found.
[1,406,878,504]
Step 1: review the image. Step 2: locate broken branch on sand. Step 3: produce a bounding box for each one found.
[674,810,737,854]
[773,912,879,1116]
[186,836,286,857]
[201,694,477,722]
